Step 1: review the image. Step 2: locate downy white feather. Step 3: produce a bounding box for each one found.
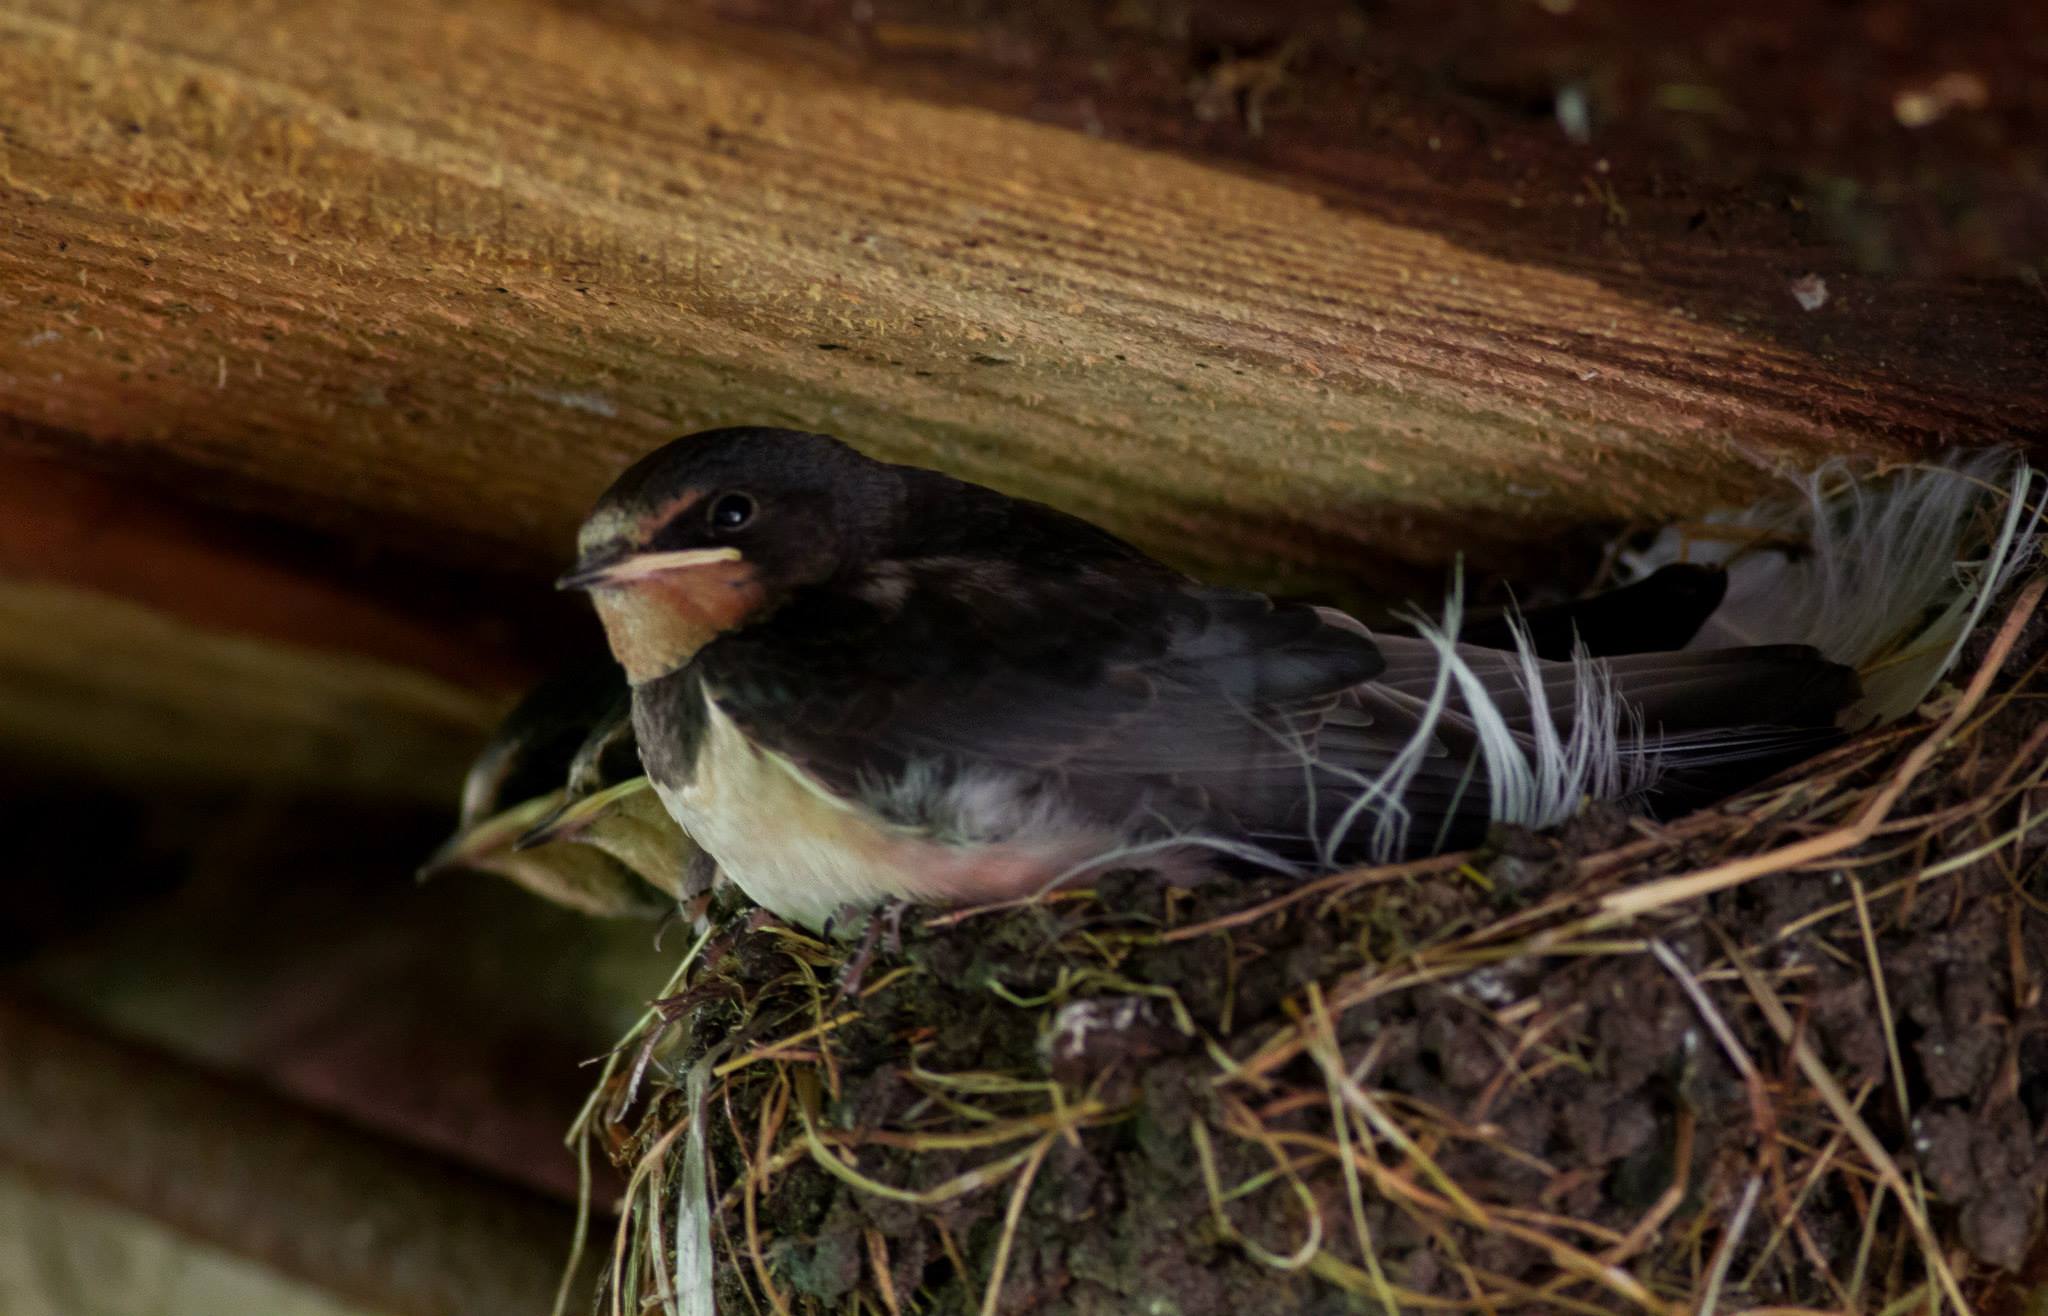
[1619,450,2043,725]
[1317,449,2040,866]
[1322,571,1661,865]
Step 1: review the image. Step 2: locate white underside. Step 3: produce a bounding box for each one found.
[658,697,1151,931]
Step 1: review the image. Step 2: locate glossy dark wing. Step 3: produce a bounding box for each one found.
[692,558,1854,869]
[1455,563,1729,659]
[689,558,1390,840]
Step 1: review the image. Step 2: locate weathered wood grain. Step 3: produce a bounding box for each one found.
[3,0,2039,612]
[693,0,2048,279]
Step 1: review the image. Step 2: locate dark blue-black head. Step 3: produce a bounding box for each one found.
[560,427,907,682]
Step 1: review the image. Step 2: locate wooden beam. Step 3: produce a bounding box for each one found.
[0,442,571,689]
[0,576,494,799]
[688,0,2048,278]
[3,0,2039,609]
[1,1169,387,1316]
[0,997,596,1316]
[0,441,599,798]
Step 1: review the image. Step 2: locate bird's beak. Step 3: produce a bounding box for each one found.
[512,777,653,850]
[557,546,744,591]
[418,794,567,880]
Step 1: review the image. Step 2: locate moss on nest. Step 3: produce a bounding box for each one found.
[568,576,2048,1316]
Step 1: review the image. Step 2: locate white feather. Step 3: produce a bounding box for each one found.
[1400,573,1658,832]
[1620,450,2043,725]
[1315,647,1448,866]
[1319,569,1661,865]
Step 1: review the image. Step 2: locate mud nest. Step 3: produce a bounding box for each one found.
[571,575,2048,1316]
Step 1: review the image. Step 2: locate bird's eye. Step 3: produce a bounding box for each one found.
[709,492,756,531]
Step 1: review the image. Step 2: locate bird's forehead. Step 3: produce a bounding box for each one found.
[578,488,705,553]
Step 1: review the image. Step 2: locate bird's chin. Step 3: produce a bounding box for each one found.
[591,564,764,684]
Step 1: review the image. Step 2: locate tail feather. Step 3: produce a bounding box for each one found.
[1252,451,2033,870]
[1376,640,1852,733]
[1619,450,2043,725]
[1311,566,1856,864]
[1457,562,1728,658]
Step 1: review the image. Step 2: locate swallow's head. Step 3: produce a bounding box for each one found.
[563,427,904,682]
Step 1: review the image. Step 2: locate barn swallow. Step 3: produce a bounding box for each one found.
[514,695,722,910]
[558,427,1865,932]
[425,661,707,917]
